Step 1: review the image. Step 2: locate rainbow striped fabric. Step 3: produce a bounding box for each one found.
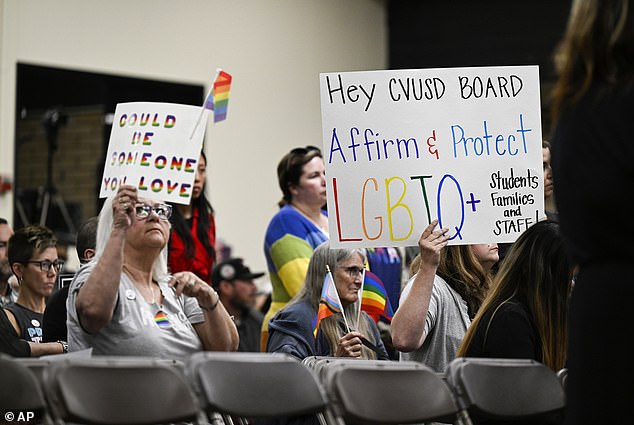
[361,270,394,324]
[205,70,232,122]
[314,272,342,336]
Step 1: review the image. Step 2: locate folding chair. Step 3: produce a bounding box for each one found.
[322,359,460,424]
[0,354,51,424]
[556,368,568,391]
[15,357,52,386]
[187,351,331,425]
[42,356,201,424]
[445,357,566,424]
[15,349,93,386]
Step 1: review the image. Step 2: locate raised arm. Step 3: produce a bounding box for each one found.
[391,220,449,352]
[75,186,135,334]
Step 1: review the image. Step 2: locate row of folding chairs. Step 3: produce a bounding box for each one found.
[1,352,566,425]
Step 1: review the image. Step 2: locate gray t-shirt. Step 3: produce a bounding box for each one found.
[398,274,470,373]
[67,263,205,360]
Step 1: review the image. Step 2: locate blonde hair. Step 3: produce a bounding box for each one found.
[410,244,492,318]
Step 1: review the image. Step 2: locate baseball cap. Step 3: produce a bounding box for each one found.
[211,258,265,288]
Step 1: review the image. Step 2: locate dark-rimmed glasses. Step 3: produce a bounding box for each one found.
[134,203,173,220]
[25,259,64,273]
[340,266,365,279]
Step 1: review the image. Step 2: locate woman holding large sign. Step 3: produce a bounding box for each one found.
[391,220,498,373]
[67,185,238,358]
[261,146,329,350]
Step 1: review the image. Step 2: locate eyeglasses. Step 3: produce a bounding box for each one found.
[25,259,64,273]
[289,145,321,156]
[134,203,173,220]
[340,266,365,279]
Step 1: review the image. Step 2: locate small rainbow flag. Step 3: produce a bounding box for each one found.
[313,271,342,336]
[361,270,394,324]
[205,70,232,122]
[154,311,172,329]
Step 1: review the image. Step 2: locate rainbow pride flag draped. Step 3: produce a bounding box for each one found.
[361,270,394,324]
[313,271,342,336]
[205,70,232,122]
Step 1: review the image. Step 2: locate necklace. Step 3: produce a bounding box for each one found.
[149,283,156,304]
[123,264,156,304]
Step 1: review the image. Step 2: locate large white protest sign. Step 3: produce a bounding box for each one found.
[100,102,206,204]
[320,65,544,248]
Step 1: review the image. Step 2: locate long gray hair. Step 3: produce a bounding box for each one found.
[284,241,381,358]
[94,195,170,282]
[285,241,365,313]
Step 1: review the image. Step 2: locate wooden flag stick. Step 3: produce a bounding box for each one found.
[189,68,222,140]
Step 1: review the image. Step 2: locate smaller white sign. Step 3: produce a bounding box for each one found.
[99,102,206,204]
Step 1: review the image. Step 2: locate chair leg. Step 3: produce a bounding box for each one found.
[207,412,226,425]
[316,411,329,425]
[456,409,474,425]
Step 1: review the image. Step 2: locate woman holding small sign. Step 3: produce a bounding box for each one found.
[261,146,329,351]
[66,185,238,358]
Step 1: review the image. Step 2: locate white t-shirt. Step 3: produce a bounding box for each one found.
[67,263,204,360]
[398,274,471,373]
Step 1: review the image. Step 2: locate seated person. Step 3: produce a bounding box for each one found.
[211,257,264,353]
[457,220,572,371]
[267,241,388,360]
[3,225,66,355]
[66,185,238,359]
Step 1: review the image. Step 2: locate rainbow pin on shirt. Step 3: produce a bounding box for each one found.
[154,311,172,329]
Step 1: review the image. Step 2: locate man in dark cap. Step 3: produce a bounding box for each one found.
[212,258,264,352]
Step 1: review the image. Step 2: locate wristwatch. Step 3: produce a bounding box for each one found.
[57,340,68,353]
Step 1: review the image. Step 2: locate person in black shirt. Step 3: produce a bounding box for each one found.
[457,220,573,372]
[3,225,65,356]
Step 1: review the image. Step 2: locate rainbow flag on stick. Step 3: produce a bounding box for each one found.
[314,265,349,336]
[205,69,232,122]
[189,68,232,139]
[360,270,394,324]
